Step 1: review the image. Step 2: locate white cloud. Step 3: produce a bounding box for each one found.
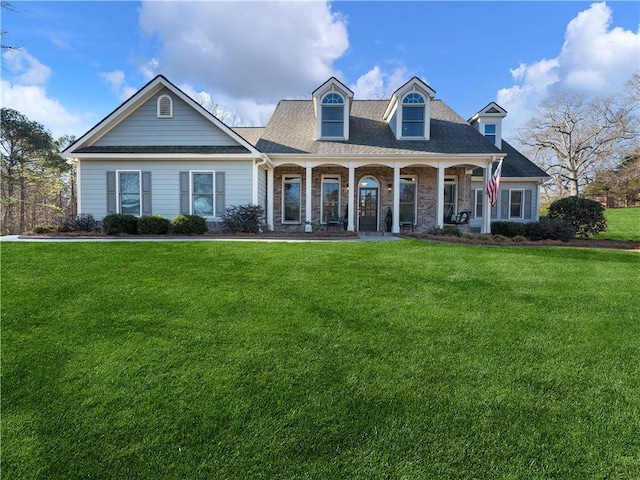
[100,70,137,101]
[1,81,92,138]
[497,2,639,138]
[138,0,349,115]
[2,49,52,85]
[350,65,410,99]
[1,49,94,138]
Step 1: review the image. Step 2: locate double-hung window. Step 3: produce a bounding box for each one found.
[321,176,340,223]
[474,189,483,219]
[399,177,417,223]
[192,172,214,216]
[321,93,344,138]
[283,175,301,223]
[509,189,524,219]
[118,171,141,216]
[484,124,496,145]
[402,93,425,137]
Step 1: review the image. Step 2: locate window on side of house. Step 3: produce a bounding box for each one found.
[321,176,340,223]
[157,94,173,118]
[283,175,301,223]
[484,124,496,145]
[321,93,344,138]
[401,93,425,137]
[191,172,215,216]
[399,177,417,223]
[118,170,141,216]
[509,189,524,219]
[474,189,483,219]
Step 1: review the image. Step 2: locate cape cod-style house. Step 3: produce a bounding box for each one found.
[63,75,548,234]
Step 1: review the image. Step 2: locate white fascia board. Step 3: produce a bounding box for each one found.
[71,153,260,161]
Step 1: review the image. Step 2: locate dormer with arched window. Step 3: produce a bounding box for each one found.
[157,94,173,118]
[383,77,436,141]
[312,78,354,140]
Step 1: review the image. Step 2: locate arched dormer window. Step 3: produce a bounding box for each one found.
[321,93,344,138]
[401,93,425,137]
[157,94,173,118]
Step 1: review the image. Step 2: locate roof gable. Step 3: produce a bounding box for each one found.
[468,102,507,123]
[63,75,260,157]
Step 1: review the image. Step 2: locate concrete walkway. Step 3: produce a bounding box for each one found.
[0,234,404,243]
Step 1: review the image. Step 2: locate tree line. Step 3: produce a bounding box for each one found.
[1,108,76,234]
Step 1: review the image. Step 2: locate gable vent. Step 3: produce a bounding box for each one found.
[157,95,173,118]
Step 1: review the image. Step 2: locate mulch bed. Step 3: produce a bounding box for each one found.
[402,233,640,251]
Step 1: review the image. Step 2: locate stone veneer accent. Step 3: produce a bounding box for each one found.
[273,166,471,233]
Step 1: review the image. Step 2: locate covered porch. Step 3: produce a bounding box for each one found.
[259,156,500,234]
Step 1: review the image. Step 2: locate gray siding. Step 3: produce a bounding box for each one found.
[79,159,253,220]
[94,88,240,147]
[469,180,540,228]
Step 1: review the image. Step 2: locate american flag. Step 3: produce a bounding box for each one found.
[486,160,503,207]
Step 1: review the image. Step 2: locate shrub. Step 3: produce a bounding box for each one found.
[512,235,527,243]
[524,217,576,242]
[426,226,461,236]
[547,196,607,238]
[138,215,171,235]
[59,213,97,233]
[221,204,265,233]
[33,225,58,234]
[171,214,208,235]
[491,221,525,238]
[101,213,138,235]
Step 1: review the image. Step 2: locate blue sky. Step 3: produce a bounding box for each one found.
[2,1,639,140]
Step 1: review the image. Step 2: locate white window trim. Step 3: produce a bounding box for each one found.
[157,94,173,118]
[474,188,484,219]
[282,175,302,224]
[116,170,142,216]
[190,170,216,217]
[321,175,341,224]
[444,176,458,218]
[509,189,525,219]
[400,176,417,224]
[319,92,346,140]
[399,93,426,140]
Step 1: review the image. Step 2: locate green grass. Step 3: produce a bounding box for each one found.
[2,241,640,479]
[594,207,640,241]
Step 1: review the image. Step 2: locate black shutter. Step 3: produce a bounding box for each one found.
[106,171,116,214]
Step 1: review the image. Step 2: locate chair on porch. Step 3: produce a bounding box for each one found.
[399,212,415,232]
[444,205,471,225]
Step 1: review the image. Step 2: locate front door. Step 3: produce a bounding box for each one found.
[359,179,379,231]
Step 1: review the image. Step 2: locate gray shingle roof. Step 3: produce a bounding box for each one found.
[233,127,265,147]
[254,100,503,155]
[472,141,549,178]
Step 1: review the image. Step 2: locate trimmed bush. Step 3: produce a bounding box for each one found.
[33,225,58,234]
[101,213,138,235]
[221,204,265,233]
[524,217,576,242]
[59,213,97,233]
[548,196,607,238]
[491,221,525,238]
[170,214,208,235]
[138,215,171,235]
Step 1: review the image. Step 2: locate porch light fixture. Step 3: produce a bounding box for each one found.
[387,183,392,192]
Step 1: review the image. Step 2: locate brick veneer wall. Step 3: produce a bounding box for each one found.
[272,166,471,233]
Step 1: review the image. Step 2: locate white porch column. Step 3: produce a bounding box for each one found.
[436,165,445,229]
[482,161,492,234]
[348,165,355,231]
[305,165,313,225]
[392,165,400,233]
[267,168,274,231]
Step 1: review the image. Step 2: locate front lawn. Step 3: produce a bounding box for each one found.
[595,207,640,241]
[2,241,639,479]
